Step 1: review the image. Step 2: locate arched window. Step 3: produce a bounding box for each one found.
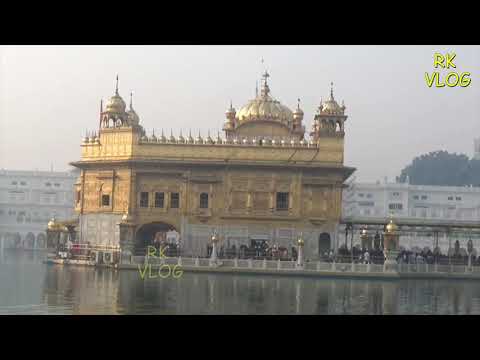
[199,193,209,209]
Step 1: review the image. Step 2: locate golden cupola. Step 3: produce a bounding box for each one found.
[99,76,145,134]
[223,101,236,135]
[226,71,304,140]
[318,85,345,115]
[126,92,140,126]
[385,218,398,234]
[310,82,347,141]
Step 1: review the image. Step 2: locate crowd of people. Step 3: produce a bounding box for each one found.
[206,242,299,261]
[143,231,480,266]
[321,245,480,266]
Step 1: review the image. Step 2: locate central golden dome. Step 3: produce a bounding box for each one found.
[236,71,294,125]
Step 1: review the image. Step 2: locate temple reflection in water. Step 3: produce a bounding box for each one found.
[33,264,480,315]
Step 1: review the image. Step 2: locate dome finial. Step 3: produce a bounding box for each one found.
[115,75,119,95]
[261,70,270,97]
[330,82,334,100]
[100,98,103,113]
[297,98,301,110]
[130,91,133,110]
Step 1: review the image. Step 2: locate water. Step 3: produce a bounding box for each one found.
[1,250,480,314]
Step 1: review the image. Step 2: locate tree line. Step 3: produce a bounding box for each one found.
[397,150,480,187]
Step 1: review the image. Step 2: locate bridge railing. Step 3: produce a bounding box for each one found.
[126,256,480,276]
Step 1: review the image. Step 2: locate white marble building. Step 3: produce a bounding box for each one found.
[341,176,480,252]
[0,169,77,249]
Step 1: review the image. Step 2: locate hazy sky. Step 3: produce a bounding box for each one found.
[1,45,479,182]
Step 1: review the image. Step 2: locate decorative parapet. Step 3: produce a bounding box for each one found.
[137,130,319,149]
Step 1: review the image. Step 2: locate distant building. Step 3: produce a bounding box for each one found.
[0,169,77,248]
[474,138,480,160]
[342,177,480,251]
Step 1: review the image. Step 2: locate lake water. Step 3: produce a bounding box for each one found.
[1,250,480,315]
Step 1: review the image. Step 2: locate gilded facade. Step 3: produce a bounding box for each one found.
[70,72,355,258]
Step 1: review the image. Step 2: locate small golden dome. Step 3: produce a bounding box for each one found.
[121,210,133,222]
[105,76,126,113]
[105,94,126,113]
[226,101,236,116]
[385,219,398,234]
[187,131,194,144]
[321,99,342,114]
[177,131,185,143]
[127,92,139,125]
[127,109,139,125]
[195,131,203,144]
[293,99,304,117]
[297,237,304,246]
[206,131,214,144]
[47,217,56,230]
[319,83,344,115]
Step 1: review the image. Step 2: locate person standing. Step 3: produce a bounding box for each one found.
[364,250,370,265]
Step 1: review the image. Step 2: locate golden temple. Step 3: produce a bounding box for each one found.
[69,70,355,258]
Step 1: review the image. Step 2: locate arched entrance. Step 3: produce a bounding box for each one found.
[24,232,35,249]
[37,233,46,249]
[318,232,331,255]
[135,222,178,255]
[13,233,21,248]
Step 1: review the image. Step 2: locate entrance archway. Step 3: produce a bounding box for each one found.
[13,233,21,248]
[135,222,177,255]
[37,233,46,249]
[318,232,331,255]
[24,233,35,249]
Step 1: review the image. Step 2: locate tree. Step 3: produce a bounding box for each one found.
[398,150,476,186]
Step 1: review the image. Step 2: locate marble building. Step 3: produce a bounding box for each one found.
[0,169,76,248]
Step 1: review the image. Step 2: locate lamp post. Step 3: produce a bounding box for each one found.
[344,224,349,250]
[209,230,219,266]
[383,216,400,272]
[296,233,305,269]
[360,227,369,251]
[467,237,473,271]
[447,228,451,266]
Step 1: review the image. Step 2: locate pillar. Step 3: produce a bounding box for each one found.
[119,221,135,261]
